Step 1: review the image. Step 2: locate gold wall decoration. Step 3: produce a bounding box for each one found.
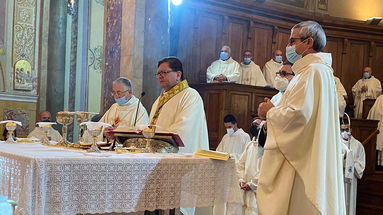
[318,0,328,10]
[12,0,37,69]
[14,59,32,91]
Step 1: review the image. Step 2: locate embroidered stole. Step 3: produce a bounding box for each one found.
[150,80,189,125]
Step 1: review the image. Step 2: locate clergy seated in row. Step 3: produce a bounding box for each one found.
[257,21,345,215]
[240,50,267,87]
[206,45,240,83]
[270,62,294,106]
[101,77,149,140]
[262,49,283,88]
[335,75,347,117]
[367,95,383,166]
[352,66,382,118]
[340,116,365,215]
[214,114,250,215]
[28,111,62,142]
[237,121,266,215]
[150,57,209,215]
[216,114,251,160]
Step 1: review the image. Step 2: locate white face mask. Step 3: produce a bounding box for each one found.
[226,128,235,135]
[274,75,289,92]
[341,131,350,140]
[275,55,283,63]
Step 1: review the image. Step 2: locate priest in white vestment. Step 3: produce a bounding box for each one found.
[257,21,346,215]
[101,77,149,139]
[270,62,294,106]
[335,76,347,117]
[150,57,209,215]
[367,95,383,165]
[207,45,240,83]
[352,67,382,118]
[262,50,283,88]
[28,111,62,142]
[240,50,267,87]
[340,118,366,215]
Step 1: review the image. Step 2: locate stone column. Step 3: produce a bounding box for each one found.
[46,0,67,119]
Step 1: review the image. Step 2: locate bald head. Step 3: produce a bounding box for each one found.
[39,111,51,122]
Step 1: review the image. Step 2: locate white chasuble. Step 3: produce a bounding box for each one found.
[207,57,240,83]
[352,76,382,118]
[100,96,149,128]
[342,136,365,215]
[257,53,346,215]
[367,95,383,165]
[262,59,282,88]
[149,84,209,153]
[335,76,347,117]
[240,62,267,87]
[216,128,250,159]
[28,127,62,142]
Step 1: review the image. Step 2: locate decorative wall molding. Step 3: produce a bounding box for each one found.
[0,93,38,102]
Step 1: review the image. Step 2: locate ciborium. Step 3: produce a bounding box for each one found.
[80,122,111,153]
[36,122,57,145]
[56,111,74,146]
[0,120,22,143]
[75,111,98,144]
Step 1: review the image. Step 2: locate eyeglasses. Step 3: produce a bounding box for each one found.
[111,90,129,97]
[276,71,295,76]
[288,37,309,45]
[155,70,176,77]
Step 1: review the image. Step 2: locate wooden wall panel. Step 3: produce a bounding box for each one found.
[229,92,252,133]
[196,12,223,83]
[275,30,290,62]
[203,90,225,149]
[372,43,383,85]
[227,18,249,62]
[341,40,369,92]
[250,24,273,67]
[324,38,343,77]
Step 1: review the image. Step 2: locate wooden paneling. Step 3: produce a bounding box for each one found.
[229,91,252,132]
[250,24,273,67]
[226,18,248,62]
[203,90,225,148]
[372,43,383,85]
[324,38,343,76]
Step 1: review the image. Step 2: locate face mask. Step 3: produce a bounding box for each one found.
[341,131,350,140]
[226,128,235,135]
[274,75,289,92]
[243,58,251,64]
[275,56,283,63]
[285,45,302,64]
[115,96,131,106]
[363,72,371,79]
[220,52,229,61]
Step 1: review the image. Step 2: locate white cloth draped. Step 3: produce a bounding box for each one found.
[335,76,347,117]
[240,62,267,87]
[100,96,149,128]
[206,57,240,83]
[270,91,283,106]
[262,59,282,88]
[257,53,346,215]
[352,76,382,118]
[216,128,250,159]
[149,88,209,154]
[28,127,62,142]
[341,136,366,215]
[367,95,383,165]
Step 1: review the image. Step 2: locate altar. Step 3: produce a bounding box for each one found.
[0,142,236,215]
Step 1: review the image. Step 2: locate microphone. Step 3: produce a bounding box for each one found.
[133,92,146,126]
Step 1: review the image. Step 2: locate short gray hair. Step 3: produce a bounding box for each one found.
[113,77,132,90]
[292,21,326,52]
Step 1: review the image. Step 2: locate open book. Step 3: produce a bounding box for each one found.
[194,149,230,161]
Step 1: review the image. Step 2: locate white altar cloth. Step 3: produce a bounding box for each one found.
[0,142,235,215]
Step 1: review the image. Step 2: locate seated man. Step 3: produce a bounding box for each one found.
[240,50,267,87]
[101,77,149,139]
[207,45,240,83]
[340,115,365,215]
[262,50,283,88]
[270,61,294,106]
[28,111,62,142]
[216,114,250,159]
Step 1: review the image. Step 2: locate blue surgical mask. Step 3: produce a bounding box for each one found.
[115,96,131,105]
[275,56,283,63]
[220,52,229,61]
[363,72,371,79]
[243,58,251,64]
[286,45,302,64]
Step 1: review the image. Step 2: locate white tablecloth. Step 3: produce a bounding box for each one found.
[0,142,235,215]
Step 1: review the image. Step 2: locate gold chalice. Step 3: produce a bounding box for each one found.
[56,111,74,146]
[36,122,56,145]
[0,120,22,144]
[75,112,97,144]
